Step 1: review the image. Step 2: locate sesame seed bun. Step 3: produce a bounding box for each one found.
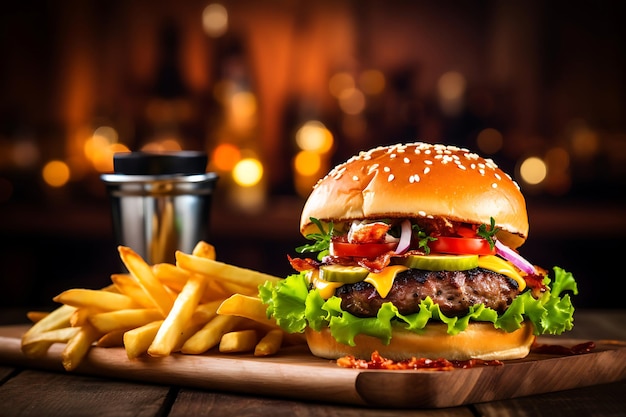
[300,142,529,249]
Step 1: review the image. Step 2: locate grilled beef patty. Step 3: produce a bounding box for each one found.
[335,268,520,318]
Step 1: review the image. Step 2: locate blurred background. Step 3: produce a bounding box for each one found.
[1,0,625,310]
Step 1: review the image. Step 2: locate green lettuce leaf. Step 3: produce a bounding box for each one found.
[258,266,578,345]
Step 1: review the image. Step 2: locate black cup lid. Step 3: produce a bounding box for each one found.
[113,151,208,175]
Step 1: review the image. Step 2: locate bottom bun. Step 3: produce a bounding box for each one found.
[305,322,535,361]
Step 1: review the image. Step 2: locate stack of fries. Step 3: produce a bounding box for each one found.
[20,241,301,371]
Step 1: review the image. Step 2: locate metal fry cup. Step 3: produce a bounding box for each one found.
[101,151,218,264]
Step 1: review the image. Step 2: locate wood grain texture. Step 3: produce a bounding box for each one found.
[0,369,169,417]
[0,325,625,409]
[474,380,626,417]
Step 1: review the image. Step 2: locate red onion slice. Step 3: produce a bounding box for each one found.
[394,220,412,254]
[495,240,536,275]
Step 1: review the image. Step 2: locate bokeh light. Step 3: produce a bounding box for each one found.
[338,87,366,115]
[437,71,466,116]
[358,69,385,95]
[11,140,40,169]
[519,156,547,185]
[83,125,130,172]
[42,160,70,187]
[140,139,182,153]
[293,150,321,177]
[212,143,241,171]
[328,72,355,98]
[202,3,228,38]
[295,121,334,153]
[232,157,263,187]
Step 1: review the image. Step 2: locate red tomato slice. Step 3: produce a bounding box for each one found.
[428,236,495,255]
[330,241,398,258]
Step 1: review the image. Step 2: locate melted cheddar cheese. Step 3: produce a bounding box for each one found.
[363,265,409,298]
[309,256,527,299]
[477,255,527,291]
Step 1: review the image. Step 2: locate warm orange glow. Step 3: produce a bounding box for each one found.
[202,3,228,38]
[519,157,547,185]
[338,88,366,115]
[329,72,355,98]
[438,71,466,100]
[437,71,466,116]
[94,144,130,173]
[212,143,241,171]
[545,147,570,171]
[42,160,70,187]
[358,70,385,95]
[341,114,367,140]
[232,157,263,187]
[295,121,334,153]
[83,125,130,172]
[571,124,599,156]
[293,150,321,176]
[229,91,258,131]
[12,140,40,168]
[93,125,119,144]
[140,139,182,153]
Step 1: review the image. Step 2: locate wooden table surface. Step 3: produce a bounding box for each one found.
[0,308,625,417]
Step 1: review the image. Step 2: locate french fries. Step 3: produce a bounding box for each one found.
[21,242,301,371]
[254,329,284,357]
[148,273,206,357]
[219,330,258,353]
[53,289,139,311]
[119,246,177,317]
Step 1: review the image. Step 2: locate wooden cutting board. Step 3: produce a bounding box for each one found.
[1,324,625,408]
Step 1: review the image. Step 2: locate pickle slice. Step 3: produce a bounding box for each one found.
[402,254,478,271]
[319,265,370,283]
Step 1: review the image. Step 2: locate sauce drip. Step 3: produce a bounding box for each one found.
[337,341,596,371]
[336,351,503,371]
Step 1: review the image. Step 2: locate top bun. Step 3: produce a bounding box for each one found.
[300,142,529,249]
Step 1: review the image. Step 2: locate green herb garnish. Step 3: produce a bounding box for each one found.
[412,224,437,255]
[477,217,500,250]
[295,217,333,260]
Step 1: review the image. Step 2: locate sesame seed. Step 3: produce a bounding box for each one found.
[479,169,485,175]
[390,153,397,159]
[495,173,502,180]
[403,157,410,163]
[352,175,359,181]
[418,210,426,217]
[423,167,431,174]
[492,183,498,188]
[383,166,391,172]
[457,164,466,170]
[388,174,395,182]
[409,174,420,183]
[424,160,433,165]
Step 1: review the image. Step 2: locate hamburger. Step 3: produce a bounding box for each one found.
[260,142,578,361]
